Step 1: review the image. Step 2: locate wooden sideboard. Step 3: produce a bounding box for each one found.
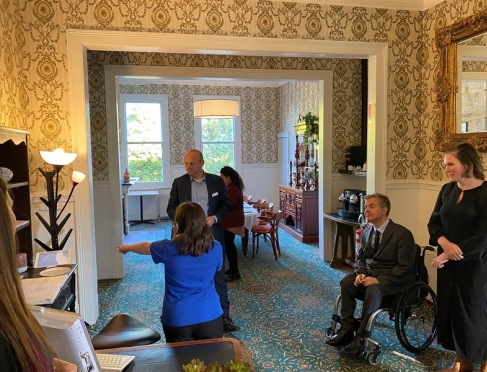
[279,184,318,243]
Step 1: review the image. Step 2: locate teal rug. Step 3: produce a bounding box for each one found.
[89,220,458,371]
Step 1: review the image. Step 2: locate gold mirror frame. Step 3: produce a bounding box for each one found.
[436,11,487,152]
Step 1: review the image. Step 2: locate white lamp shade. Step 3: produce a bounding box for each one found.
[71,171,86,184]
[193,99,240,118]
[40,148,77,166]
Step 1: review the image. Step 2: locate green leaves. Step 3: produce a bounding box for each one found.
[300,112,319,146]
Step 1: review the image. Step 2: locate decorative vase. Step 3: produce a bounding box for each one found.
[123,168,130,182]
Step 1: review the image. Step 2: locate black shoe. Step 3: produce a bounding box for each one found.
[325,328,354,347]
[343,335,364,355]
[222,317,240,332]
[225,273,241,282]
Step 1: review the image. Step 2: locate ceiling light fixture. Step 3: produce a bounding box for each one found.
[193,82,240,118]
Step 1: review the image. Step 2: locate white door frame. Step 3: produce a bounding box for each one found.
[66,30,388,324]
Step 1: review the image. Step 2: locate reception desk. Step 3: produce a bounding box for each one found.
[97,338,243,371]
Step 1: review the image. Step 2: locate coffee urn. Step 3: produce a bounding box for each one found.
[357,193,366,224]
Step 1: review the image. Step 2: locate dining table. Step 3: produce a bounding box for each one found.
[241,202,260,255]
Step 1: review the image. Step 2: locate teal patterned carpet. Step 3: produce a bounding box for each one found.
[89,220,458,371]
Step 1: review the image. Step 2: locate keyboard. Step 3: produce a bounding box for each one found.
[96,353,135,372]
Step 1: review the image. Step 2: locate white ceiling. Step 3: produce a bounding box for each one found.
[270,0,444,11]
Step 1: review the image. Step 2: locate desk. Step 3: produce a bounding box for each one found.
[129,190,158,226]
[21,264,77,311]
[323,213,361,269]
[97,338,243,371]
[122,178,137,235]
[241,205,259,255]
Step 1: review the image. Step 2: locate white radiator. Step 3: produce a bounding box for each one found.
[159,191,170,219]
[424,246,437,294]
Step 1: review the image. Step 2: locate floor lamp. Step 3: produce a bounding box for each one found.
[34,148,85,251]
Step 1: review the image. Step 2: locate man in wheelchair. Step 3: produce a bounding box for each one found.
[326,193,416,355]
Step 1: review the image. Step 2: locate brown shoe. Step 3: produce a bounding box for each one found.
[441,356,473,372]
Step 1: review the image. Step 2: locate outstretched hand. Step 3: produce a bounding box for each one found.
[118,244,128,255]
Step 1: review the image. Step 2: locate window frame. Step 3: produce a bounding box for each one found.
[193,95,242,173]
[119,93,170,189]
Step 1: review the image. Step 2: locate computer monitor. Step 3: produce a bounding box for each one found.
[30,306,101,372]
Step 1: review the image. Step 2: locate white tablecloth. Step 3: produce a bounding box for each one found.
[244,205,259,231]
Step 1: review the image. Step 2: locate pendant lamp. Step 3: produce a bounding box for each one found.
[193,83,240,118]
[193,99,240,118]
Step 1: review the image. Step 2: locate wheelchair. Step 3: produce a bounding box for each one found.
[325,245,438,365]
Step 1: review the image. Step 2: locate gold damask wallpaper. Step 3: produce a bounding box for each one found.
[0,0,485,191]
[87,51,361,180]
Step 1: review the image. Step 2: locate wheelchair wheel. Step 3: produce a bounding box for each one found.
[394,282,437,353]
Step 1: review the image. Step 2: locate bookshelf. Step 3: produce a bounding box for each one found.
[0,127,33,266]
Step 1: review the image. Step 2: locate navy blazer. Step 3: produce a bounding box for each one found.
[355,220,416,291]
[166,172,231,243]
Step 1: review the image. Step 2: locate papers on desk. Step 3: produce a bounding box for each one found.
[21,275,68,305]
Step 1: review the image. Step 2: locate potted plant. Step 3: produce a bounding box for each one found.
[300,112,319,146]
[182,358,254,372]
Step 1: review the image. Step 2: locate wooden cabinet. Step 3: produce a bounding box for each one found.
[279,184,318,243]
[0,127,33,266]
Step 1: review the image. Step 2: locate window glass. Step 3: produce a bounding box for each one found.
[120,94,169,187]
[193,95,241,174]
[201,118,235,175]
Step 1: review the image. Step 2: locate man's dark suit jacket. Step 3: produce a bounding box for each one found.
[355,220,416,292]
[166,173,231,243]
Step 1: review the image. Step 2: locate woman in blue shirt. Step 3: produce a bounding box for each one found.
[118,201,223,342]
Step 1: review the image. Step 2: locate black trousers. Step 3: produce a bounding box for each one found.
[224,230,240,275]
[339,273,399,336]
[162,316,223,343]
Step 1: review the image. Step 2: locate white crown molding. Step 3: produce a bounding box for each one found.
[270,0,445,11]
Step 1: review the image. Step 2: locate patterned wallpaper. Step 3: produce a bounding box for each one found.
[88,52,362,180]
[119,83,281,169]
[1,0,486,191]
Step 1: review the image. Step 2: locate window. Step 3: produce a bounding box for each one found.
[119,94,170,187]
[194,95,241,175]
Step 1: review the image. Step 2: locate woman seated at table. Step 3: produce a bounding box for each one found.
[220,166,245,282]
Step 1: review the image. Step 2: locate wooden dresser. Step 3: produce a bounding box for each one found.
[279,184,318,243]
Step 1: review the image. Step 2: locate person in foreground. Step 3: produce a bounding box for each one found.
[326,193,416,355]
[0,178,76,372]
[166,149,240,332]
[220,166,245,282]
[119,202,223,342]
[427,143,487,372]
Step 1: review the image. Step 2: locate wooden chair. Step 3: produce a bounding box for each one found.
[250,210,282,260]
[247,198,266,209]
[257,202,274,225]
[256,201,273,214]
